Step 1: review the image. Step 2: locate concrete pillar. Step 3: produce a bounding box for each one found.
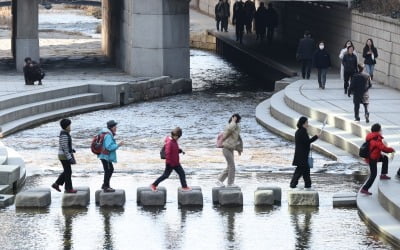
[14,0,39,72]
[131,0,190,79]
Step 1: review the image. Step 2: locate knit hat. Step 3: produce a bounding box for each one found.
[107,120,118,129]
[60,118,71,130]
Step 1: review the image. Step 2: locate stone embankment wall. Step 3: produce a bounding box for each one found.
[190,31,216,50]
[0,7,11,27]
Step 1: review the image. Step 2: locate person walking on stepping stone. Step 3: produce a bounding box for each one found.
[216,113,243,187]
[99,120,124,192]
[52,119,77,193]
[290,117,319,189]
[151,127,192,192]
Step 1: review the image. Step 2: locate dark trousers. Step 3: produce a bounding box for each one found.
[301,59,312,79]
[344,71,353,91]
[317,68,328,87]
[290,165,311,188]
[363,156,388,190]
[221,17,228,31]
[153,164,188,188]
[267,27,274,43]
[354,101,369,120]
[216,17,221,31]
[101,159,114,188]
[236,24,244,43]
[245,22,252,33]
[55,160,73,191]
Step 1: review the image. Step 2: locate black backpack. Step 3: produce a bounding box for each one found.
[359,141,370,158]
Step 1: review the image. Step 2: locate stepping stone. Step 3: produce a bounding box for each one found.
[218,188,243,206]
[257,186,282,205]
[212,186,241,204]
[333,192,357,207]
[95,189,126,207]
[136,186,166,205]
[15,188,51,208]
[140,191,166,206]
[288,190,319,206]
[254,190,274,206]
[62,186,90,207]
[0,194,14,208]
[177,186,203,207]
[0,165,20,185]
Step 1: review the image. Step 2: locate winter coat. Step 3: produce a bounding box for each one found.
[339,48,358,80]
[363,46,378,65]
[313,48,331,69]
[348,71,371,103]
[254,6,267,34]
[244,0,256,24]
[98,128,120,163]
[366,132,394,162]
[292,127,318,167]
[233,1,245,25]
[296,37,315,60]
[221,2,230,18]
[165,136,180,167]
[342,53,358,74]
[215,2,223,19]
[58,129,74,161]
[265,7,278,28]
[223,121,243,152]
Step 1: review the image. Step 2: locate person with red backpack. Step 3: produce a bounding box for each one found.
[360,123,395,195]
[98,120,124,192]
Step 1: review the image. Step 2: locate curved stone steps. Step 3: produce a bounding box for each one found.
[0,102,113,137]
[378,176,400,221]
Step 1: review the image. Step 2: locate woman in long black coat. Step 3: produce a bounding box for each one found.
[290,117,319,189]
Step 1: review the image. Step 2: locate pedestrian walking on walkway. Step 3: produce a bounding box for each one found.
[151,127,191,191]
[363,38,378,80]
[296,31,315,79]
[216,114,243,187]
[360,123,395,195]
[339,40,358,80]
[52,119,77,193]
[348,64,372,122]
[98,120,124,192]
[244,0,256,34]
[265,3,278,44]
[313,41,331,89]
[254,2,267,41]
[233,0,245,44]
[215,0,223,31]
[342,45,358,94]
[290,117,319,189]
[221,0,230,32]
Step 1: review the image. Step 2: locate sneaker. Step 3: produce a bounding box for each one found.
[182,187,192,192]
[103,187,115,193]
[65,189,77,194]
[150,184,157,192]
[380,175,391,180]
[360,189,372,195]
[51,183,61,192]
[215,180,225,187]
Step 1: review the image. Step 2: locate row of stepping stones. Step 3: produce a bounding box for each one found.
[10,186,334,208]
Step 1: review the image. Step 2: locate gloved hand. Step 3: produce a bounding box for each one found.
[179,149,185,155]
[72,149,76,153]
[69,158,76,165]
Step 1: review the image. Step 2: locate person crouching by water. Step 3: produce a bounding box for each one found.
[360,123,395,195]
[99,120,124,192]
[23,57,45,85]
[52,119,77,193]
[151,127,192,191]
[216,113,243,187]
[290,117,319,189]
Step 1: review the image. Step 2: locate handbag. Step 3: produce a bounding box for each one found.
[216,132,224,148]
[308,150,314,168]
[160,145,166,159]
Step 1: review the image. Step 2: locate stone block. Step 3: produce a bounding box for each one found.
[140,191,166,206]
[0,147,7,165]
[212,186,241,204]
[177,186,203,206]
[0,194,14,208]
[0,165,20,185]
[257,186,282,205]
[218,189,243,206]
[97,189,126,207]
[137,186,166,204]
[15,189,51,208]
[288,190,319,206]
[62,186,90,207]
[332,192,357,207]
[254,190,274,206]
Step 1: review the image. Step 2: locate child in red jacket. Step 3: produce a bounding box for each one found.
[151,127,191,191]
[360,123,395,195]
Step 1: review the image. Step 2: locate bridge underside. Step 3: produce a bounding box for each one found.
[10,0,190,79]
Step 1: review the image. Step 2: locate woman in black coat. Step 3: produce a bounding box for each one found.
[290,117,319,189]
[362,38,378,80]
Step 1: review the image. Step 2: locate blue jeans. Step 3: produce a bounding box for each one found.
[365,64,375,76]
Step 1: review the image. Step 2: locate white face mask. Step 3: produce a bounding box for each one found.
[319,45,324,50]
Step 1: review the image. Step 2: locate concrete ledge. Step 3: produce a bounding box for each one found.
[254,190,274,206]
[218,189,243,207]
[0,194,14,208]
[257,186,282,205]
[288,190,319,206]
[0,165,20,185]
[96,189,126,207]
[62,186,90,207]
[333,192,357,207]
[212,186,241,204]
[177,186,203,207]
[136,186,167,204]
[140,191,166,206]
[15,188,51,208]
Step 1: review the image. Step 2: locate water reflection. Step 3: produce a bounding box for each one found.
[61,208,88,250]
[218,207,243,249]
[289,207,318,250]
[99,207,124,250]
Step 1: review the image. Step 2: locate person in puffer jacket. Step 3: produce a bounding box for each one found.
[151,127,191,191]
[360,123,395,195]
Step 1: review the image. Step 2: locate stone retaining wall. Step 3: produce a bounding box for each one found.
[190,31,216,50]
